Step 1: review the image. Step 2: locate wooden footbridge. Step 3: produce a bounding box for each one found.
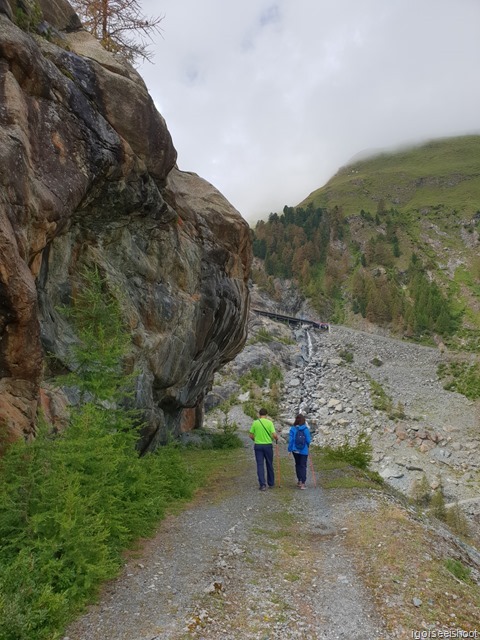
[252,308,329,330]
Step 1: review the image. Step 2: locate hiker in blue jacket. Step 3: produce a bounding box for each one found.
[288,414,311,489]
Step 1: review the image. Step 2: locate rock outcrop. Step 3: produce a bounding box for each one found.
[0,0,251,450]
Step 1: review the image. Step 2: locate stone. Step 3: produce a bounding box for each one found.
[329,358,343,366]
[0,18,251,448]
[327,398,341,408]
[380,466,404,480]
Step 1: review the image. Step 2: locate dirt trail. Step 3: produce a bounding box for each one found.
[64,438,390,640]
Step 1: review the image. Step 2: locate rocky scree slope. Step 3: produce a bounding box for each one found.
[0,0,251,450]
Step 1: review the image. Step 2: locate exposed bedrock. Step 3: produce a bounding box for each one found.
[0,2,251,450]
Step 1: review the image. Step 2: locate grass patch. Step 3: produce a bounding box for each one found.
[437,359,480,400]
[283,572,300,582]
[344,502,480,633]
[321,474,381,490]
[444,558,471,583]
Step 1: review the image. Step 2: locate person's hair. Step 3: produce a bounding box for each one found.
[259,408,268,416]
[294,414,306,426]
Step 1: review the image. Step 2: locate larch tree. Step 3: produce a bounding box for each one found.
[70,0,163,64]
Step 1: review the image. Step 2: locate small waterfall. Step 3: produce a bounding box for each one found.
[298,328,314,415]
[306,328,313,360]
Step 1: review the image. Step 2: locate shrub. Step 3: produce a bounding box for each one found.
[0,267,196,639]
[323,432,373,470]
[369,379,393,413]
[430,487,447,521]
[239,364,283,391]
[410,475,431,506]
[438,360,480,400]
[445,503,470,537]
[339,348,354,363]
[444,558,471,583]
[0,416,194,640]
[210,419,243,450]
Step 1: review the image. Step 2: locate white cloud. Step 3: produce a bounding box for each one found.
[139,0,480,222]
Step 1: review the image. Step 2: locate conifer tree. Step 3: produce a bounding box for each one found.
[70,0,163,64]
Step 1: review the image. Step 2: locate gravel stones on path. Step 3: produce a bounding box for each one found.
[64,442,391,640]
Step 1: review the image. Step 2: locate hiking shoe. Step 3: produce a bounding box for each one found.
[260,485,267,491]
[299,483,306,490]
[297,481,302,487]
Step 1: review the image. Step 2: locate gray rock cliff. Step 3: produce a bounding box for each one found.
[0,0,251,450]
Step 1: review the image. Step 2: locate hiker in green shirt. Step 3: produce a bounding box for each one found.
[249,408,279,491]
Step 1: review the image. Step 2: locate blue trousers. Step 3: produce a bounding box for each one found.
[254,444,275,487]
[293,452,308,483]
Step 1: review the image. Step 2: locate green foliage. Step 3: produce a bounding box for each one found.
[242,400,258,420]
[15,0,42,32]
[322,432,373,471]
[58,266,133,402]
[251,327,275,343]
[181,420,243,451]
[248,327,295,346]
[242,399,279,420]
[369,379,393,413]
[406,259,459,336]
[430,488,447,521]
[339,348,354,363]
[0,267,195,639]
[0,417,193,640]
[445,504,470,537]
[444,558,471,583]
[410,475,431,506]
[252,137,480,339]
[438,360,480,400]
[210,419,243,450]
[239,364,283,391]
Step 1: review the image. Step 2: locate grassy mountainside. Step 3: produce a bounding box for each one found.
[252,135,480,348]
[299,135,480,217]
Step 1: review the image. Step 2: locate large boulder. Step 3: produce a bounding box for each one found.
[0,4,251,449]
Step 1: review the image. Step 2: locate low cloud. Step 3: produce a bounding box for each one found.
[140,0,480,222]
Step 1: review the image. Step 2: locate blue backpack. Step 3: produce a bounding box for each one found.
[294,427,306,450]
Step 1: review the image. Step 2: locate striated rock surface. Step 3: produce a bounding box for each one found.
[0,1,251,450]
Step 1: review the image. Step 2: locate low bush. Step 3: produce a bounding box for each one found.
[0,412,194,640]
[444,558,471,583]
[322,432,373,471]
[438,360,480,400]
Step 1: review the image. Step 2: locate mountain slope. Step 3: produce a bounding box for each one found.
[252,135,480,345]
[299,135,480,218]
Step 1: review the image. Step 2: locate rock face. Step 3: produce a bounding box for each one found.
[0,1,251,450]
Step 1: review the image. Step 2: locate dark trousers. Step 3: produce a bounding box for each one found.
[293,452,308,483]
[254,444,275,487]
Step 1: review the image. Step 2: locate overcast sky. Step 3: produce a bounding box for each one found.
[138,0,480,223]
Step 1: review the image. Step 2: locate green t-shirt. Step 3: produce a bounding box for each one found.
[250,417,276,444]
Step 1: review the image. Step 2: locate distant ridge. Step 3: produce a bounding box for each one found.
[299,134,480,217]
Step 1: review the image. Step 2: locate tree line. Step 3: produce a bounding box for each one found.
[252,204,459,339]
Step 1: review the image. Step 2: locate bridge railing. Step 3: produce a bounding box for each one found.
[252,308,329,331]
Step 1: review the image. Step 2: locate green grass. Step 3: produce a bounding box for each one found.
[437,360,480,399]
[444,558,471,583]
[300,135,480,218]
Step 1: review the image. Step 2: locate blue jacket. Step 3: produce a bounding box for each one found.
[288,424,311,455]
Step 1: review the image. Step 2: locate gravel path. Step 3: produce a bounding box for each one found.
[64,434,391,640]
[64,320,479,639]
